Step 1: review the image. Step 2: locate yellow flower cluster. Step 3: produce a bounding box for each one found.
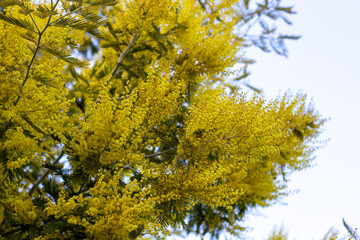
[1,189,40,226]
[11,197,38,225]
[0,4,88,174]
[173,0,239,75]
[68,68,185,170]
[151,88,322,211]
[45,171,161,239]
[0,0,324,239]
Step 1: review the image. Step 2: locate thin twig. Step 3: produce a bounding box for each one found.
[51,0,60,11]
[14,0,60,106]
[48,4,93,26]
[123,164,139,173]
[84,32,140,118]
[105,32,140,86]
[143,148,175,158]
[29,13,40,33]
[20,115,60,142]
[13,32,42,106]
[28,149,64,196]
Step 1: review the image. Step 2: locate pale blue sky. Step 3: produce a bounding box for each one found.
[244,0,360,239]
[176,0,360,239]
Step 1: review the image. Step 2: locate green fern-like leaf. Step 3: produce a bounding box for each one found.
[41,219,68,235]
[86,0,119,6]
[26,42,36,54]
[33,4,51,19]
[67,65,79,80]
[86,27,102,37]
[19,30,37,43]
[95,63,111,79]
[42,177,61,201]
[32,74,57,88]
[42,162,62,172]
[51,16,101,36]
[41,43,89,67]
[66,0,84,3]
[0,12,36,32]
[0,0,26,8]
[77,9,106,24]
[51,16,94,29]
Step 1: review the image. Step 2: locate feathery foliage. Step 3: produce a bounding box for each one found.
[0,0,324,239]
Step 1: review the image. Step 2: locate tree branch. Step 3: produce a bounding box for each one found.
[28,149,64,196]
[14,0,60,106]
[105,32,140,86]
[20,115,61,142]
[123,164,139,173]
[143,148,175,158]
[29,12,40,33]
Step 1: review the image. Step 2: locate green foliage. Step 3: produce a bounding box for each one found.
[0,12,36,31]
[0,0,324,239]
[41,43,89,67]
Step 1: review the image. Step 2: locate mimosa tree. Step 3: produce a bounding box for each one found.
[0,0,324,239]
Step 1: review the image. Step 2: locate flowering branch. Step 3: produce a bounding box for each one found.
[14,0,61,106]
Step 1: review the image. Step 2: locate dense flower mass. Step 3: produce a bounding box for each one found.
[0,0,324,239]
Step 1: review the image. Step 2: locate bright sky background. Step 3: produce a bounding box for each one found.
[174,0,360,239]
[242,0,360,239]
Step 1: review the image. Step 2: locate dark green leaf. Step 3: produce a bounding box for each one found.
[343,218,360,240]
[279,35,301,40]
[51,16,101,37]
[280,14,292,25]
[68,65,79,80]
[275,6,296,14]
[0,0,24,7]
[269,38,283,55]
[41,219,68,235]
[259,20,268,31]
[33,4,51,19]
[85,0,119,6]
[42,177,61,201]
[26,42,37,54]
[19,31,37,43]
[293,128,304,140]
[41,43,89,67]
[78,9,106,24]
[32,74,57,87]
[0,12,36,32]
[42,162,61,172]
[243,83,262,94]
[75,96,86,113]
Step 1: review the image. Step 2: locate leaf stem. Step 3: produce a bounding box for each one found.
[123,164,139,173]
[14,0,60,106]
[20,115,61,142]
[143,148,175,158]
[48,4,93,26]
[29,13,40,33]
[106,32,140,86]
